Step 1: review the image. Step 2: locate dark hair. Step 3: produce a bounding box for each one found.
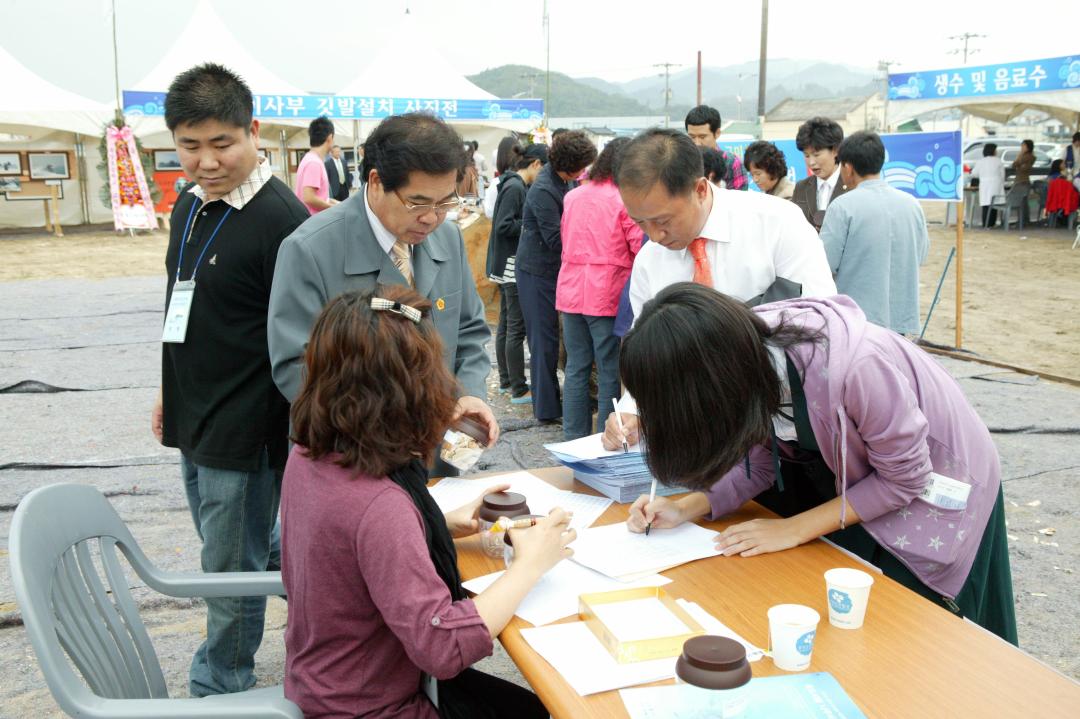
[620,283,821,491]
[470,140,479,152]
[836,131,885,177]
[290,285,458,478]
[1021,139,1034,153]
[588,137,631,182]
[551,128,569,139]
[616,128,704,196]
[743,141,788,181]
[795,117,844,153]
[308,116,334,148]
[1050,159,1063,175]
[701,147,727,184]
[495,136,518,175]
[684,105,721,133]
[164,63,253,132]
[361,113,467,191]
[512,143,548,170]
[983,143,998,157]
[1073,132,1080,143]
[548,130,597,174]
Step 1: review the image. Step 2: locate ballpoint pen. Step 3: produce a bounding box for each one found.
[646,476,657,536]
[612,398,629,454]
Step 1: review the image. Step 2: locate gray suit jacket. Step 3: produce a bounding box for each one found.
[268,191,491,402]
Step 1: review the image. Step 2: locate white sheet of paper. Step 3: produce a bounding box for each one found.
[675,599,765,662]
[461,561,671,627]
[545,432,642,460]
[591,597,692,641]
[569,521,721,580]
[520,621,676,696]
[619,684,729,719]
[427,472,611,531]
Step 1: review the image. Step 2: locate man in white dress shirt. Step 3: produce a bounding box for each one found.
[601,127,836,449]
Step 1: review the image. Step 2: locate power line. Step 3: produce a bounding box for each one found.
[654,62,680,128]
[947,33,987,65]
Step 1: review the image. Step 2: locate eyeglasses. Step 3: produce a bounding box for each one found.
[392,188,462,215]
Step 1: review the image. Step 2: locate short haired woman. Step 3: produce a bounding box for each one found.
[621,283,1017,643]
[282,285,574,718]
[743,141,793,199]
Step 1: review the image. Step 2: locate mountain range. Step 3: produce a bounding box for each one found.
[468,60,881,119]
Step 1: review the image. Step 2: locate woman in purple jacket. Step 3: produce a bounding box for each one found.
[281,286,575,718]
[622,283,1016,642]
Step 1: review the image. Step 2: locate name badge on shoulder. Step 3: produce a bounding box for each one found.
[919,472,971,511]
[162,280,195,344]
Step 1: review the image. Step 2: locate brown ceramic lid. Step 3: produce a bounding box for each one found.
[478,492,530,523]
[503,515,543,547]
[675,636,752,690]
[453,415,489,447]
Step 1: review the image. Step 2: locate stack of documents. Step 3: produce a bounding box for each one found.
[427,471,612,531]
[544,433,683,503]
[569,522,722,581]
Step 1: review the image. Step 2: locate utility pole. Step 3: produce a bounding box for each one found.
[948,33,985,140]
[111,0,122,123]
[655,62,678,128]
[696,51,702,107]
[543,0,551,125]
[757,0,768,126]
[878,60,896,132]
[521,72,543,98]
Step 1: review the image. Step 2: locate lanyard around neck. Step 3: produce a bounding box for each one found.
[176,199,232,283]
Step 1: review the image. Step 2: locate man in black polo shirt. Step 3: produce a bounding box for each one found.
[151,63,309,697]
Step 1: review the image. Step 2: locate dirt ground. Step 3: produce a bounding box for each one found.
[2,207,1079,380]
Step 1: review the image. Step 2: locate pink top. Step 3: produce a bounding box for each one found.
[556,179,644,316]
[281,448,493,719]
[294,150,329,214]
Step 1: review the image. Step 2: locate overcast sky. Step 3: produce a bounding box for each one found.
[5,0,1078,102]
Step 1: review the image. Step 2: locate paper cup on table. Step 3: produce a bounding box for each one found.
[824,568,875,629]
[767,604,819,671]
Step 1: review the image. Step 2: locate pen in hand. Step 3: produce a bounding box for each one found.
[612,399,629,454]
[646,477,657,536]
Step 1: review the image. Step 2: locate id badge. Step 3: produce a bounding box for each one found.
[919,472,972,510]
[162,280,195,343]
[421,672,439,708]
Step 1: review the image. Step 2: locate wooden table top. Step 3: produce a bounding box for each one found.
[450,467,1080,718]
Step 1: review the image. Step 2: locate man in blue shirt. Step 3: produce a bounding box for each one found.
[820,131,929,335]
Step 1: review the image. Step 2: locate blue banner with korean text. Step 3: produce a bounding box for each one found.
[122,91,544,122]
[723,131,961,202]
[888,55,1080,100]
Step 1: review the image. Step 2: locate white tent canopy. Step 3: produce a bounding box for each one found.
[0,45,112,137]
[888,90,1080,128]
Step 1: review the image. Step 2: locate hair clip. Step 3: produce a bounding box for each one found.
[370,297,422,324]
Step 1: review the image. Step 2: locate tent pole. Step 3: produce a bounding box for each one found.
[75,133,91,225]
[353,119,361,187]
[955,195,964,349]
[280,129,290,186]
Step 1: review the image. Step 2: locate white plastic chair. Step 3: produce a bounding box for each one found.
[9,483,302,718]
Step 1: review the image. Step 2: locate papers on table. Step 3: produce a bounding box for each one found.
[545,433,683,503]
[427,471,611,531]
[520,599,763,696]
[619,673,866,719]
[593,598,691,641]
[461,560,671,627]
[569,521,722,581]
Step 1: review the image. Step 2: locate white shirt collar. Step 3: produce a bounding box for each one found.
[364,184,399,255]
[187,156,272,210]
[818,166,841,192]
[694,183,731,244]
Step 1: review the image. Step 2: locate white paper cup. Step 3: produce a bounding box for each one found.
[824,568,875,629]
[767,604,820,671]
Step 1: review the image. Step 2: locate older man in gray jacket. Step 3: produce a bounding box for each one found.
[268,113,497,445]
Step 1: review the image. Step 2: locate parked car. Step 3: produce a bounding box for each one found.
[963,139,1051,178]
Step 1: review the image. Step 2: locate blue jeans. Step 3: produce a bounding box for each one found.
[181,450,281,697]
[561,313,621,440]
[516,269,561,420]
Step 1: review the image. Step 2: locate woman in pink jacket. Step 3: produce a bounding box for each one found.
[621,284,1016,642]
[556,137,644,439]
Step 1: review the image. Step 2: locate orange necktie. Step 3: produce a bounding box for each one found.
[689,237,713,287]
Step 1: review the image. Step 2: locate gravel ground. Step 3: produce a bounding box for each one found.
[0,273,1078,718]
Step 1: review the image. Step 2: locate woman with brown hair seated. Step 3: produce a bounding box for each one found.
[281,285,573,718]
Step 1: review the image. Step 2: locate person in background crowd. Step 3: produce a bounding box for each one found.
[791,117,848,230]
[483,135,520,217]
[970,143,1005,228]
[684,105,749,190]
[282,286,571,719]
[601,128,835,450]
[1062,131,1080,179]
[820,131,929,335]
[457,151,480,199]
[471,139,490,180]
[294,116,337,214]
[325,144,350,203]
[621,284,1017,645]
[701,147,728,189]
[486,143,549,406]
[1006,139,1035,227]
[268,113,498,466]
[556,137,644,440]
[1047,158,1064,182]
[744,140,794,199]
[516,131,597,423]
[156,62,310,697]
